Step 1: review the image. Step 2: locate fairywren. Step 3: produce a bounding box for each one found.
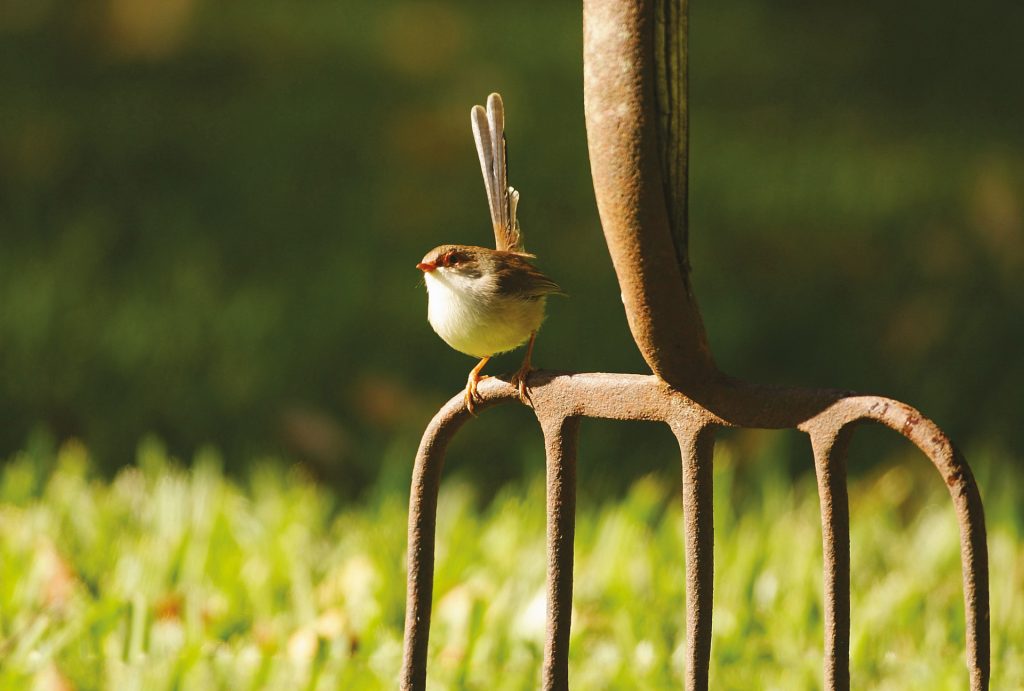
[417,93,562,413]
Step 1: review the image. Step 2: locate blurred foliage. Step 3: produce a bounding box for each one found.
[0,0,1022,490]
[2,439,1022,688]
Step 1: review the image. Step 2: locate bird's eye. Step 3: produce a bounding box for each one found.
[444,252,465,266]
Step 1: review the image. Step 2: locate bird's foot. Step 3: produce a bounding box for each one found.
[464,374,490,416]
[509,364,532,405]
[509,331,537,405]
[463,356,492,416]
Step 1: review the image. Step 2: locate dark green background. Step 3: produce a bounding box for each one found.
[2,0,1021,493]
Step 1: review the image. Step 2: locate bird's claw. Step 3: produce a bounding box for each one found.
[509,366,532,406]
[464,374,489,416]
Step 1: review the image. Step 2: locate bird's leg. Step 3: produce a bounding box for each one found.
[509,331,536,403]
[464,356,491,415]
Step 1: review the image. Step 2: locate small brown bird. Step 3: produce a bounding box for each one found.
[417,93,562,413]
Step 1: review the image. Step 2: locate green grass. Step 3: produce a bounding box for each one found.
[1,440,1021,689]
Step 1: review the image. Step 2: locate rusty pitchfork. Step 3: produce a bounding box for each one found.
[401,0,990,689]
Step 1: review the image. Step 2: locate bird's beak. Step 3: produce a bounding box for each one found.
[416,262,436,272]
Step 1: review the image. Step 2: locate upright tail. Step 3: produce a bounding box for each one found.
[471,93,525,253]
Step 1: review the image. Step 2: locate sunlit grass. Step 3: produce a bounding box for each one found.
[1,440,1020,689]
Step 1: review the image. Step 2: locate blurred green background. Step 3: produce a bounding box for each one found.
[1,0,1021,493]
[3,1,1023,688]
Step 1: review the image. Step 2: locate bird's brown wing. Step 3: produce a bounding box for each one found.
[492,251,562,298]
[471,93,524,253]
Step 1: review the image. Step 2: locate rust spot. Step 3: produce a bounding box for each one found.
[901,413,921,437]
[945,468,964,488]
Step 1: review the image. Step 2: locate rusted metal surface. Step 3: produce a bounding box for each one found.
[673,421,716,691]
[540,414,580,690]
[401,380,989,689]
[653,0,691,282]
[808,425,853,690]
[402,0,989,688]
[800,397,990,690]
[400,390,471,690]
[584,0,717,390]
[401,374,719,690]
[579,0,988,684]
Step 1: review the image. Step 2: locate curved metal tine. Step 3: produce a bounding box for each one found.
[673,422,716,691]
[401,400,477,690]
[949,458,990,691]
[809,426,853,691]
[541,415,581,691]
[854,400,990,690]
[802,397,990,690]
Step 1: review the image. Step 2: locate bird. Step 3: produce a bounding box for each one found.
[417,93,562,414]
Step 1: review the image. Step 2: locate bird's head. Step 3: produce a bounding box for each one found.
[417,245,490,292]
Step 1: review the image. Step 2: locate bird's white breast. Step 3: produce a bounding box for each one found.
[424,270,545,358]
